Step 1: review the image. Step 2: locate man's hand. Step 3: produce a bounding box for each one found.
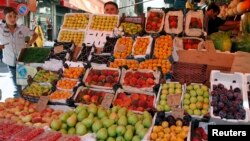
[0,45,4,49]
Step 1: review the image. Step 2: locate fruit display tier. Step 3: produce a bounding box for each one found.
[182,84,210,118]
[113,88,155,112]
[74,86,114,106]
[185,10,204,37]
[33,69,59,84]
[210,70,249,122]
[83,67,120,90]
[153,35,173,59]
[145,10,165,33]
[113,37,133,59]
[165,10,184,35]
[49,90,73,103]
[120,69,161,92]
[138,59,172,75]
[156,82,183,113]
[62,13,90,30]
[56,78,79,91]
[89,14,119,32]
[132,36,153,58]
[57,30,85,47]
[109,59,140,70]
[22,83,52,102]
[62,66,85,80]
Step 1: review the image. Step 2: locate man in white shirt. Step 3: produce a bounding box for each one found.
[0,7,38,97]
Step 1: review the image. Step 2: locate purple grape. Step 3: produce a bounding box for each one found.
[213,111,219,116]
[212,96,219,102]
[222,107,228,112]
[218,102,224,109]
[234,87,241,93]
[227,91,234,100]
[234,112,245,120]
[211,101,218,106]
[219,111,227,119]
[226,113,234,119]
[213,84,218,90]
[218,83,225,89]
[213,106,219,112]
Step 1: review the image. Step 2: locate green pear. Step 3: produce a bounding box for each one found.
[107,137,116,141]
[143,111,151,119]
[111,106,119,113]
[68,127,76,135]
[118,107,127,117]
[67,113,77,127]
[81,117,94,129]
[76,123,87,136]
[124,128,133,141]
[75,105,86,113]
[128,114,138,125]
[59,128,67,134]
[108,125,117,137]
[50,119,62,131]
[98,108,107,119]
[92,120,103,133]
[60,112,70,123]
[127,110,134,117]
[132,135,140,141]
[77,109,88,122]
[135,121,143,129]
[103,119,114,128]
[88,104,98,115]
[109,112,118,122]
[138,128,147,139]
[143,118,152,128]
[118,115,127,126]
[61,123,67,129]
[126,125,135,133]
[116,125,126,136]
[96,128,108,140]
[116,136,125,141]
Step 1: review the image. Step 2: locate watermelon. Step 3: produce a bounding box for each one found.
[209,31,232,52]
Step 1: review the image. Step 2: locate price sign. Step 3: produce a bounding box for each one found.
[116,44,126,52]
[101,94,114,109]
[36,96,49,112]
[172,107,184,119]
[54,45,64,54]
[167,94,181,107]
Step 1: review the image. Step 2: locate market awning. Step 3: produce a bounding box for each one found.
[67,0,111,14]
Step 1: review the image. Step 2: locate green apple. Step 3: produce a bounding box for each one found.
[164,105,171,112]
[204,98,209,104]
[190,90,197,97]
[183,99,190,105]
[194,109,201,116]
[183,105,189,111]
[189,103,196,110]
[190,97,197,104]
[197,96,204,102]
[196,102,203,109]
[203,91,209,98]
[169,83,175,89]
[168,88,175,94]
[175,88,182,94]
[193,84,200,90]
[161,89,168,95]
[175,83,182,89]
[184,93,191,99]
[162,84,168,89]
[156,105,164,111]
[160,93,167,100]
[196,88,203,96]
[186,85,193,91]
[160,100,167,106]
[187,109,193,115]
[201,109,208,115]
[201,85,208,92]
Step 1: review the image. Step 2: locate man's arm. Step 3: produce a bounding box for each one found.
[219,21,240,31]
[27,32,38,47]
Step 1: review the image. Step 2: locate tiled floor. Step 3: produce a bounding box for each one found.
[0,62,14,101]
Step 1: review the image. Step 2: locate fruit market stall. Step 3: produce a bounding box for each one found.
[2,3,250,140]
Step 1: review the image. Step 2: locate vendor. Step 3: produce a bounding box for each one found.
[104,1,119,15]
[0,7,38,97]
[205,3,240,35]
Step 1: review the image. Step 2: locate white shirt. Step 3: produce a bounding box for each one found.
[0,24,34,67]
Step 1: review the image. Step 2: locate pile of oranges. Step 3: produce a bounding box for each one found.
[150,120,189,141]
[57,79,78,90]
[63,67,85,79]
[139,59,171,74]
[50,90,72,100]
[154,35,173,59]
[109,59,139,69]
[133,37,150,55]
[113,37,133,59]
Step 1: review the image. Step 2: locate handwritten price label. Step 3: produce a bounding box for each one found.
[36,96,49,112]
[54,45,64,54]
[172,107,184,119]
[101,94,114,109]
[167,94,181,107]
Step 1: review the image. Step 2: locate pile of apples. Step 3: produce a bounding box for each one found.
[139,59,171,74]
[113,92,155,112]
[0,98,63,127]
[153,35,173,59]
[113,37,133,59]
[63,13,90,29]
[169,16,178,29]
[183,84,209,116]
[50,104,153,141]
[156,82,182,112]
[146,11,164,32]
[90,15,118,31]
[109,59,139,69]
[58,30,84,47]
[85,68,120,88]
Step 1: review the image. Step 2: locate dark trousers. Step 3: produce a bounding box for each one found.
[8,66,21,97]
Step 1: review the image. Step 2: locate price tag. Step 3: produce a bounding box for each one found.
[54,45,64,54]
[101,94,114,109]
[167,94,181,107]
[172,107,184,119]
[116,44,126,52]
[36,96,49,112]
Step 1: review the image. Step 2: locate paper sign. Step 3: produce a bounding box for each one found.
[54,45,64,54]
[36,96,49,112]
[101,94,114,109]
[167,94,181,107]
[172,107,184,119]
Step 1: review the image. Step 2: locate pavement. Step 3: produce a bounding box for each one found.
[0,61,14,101]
